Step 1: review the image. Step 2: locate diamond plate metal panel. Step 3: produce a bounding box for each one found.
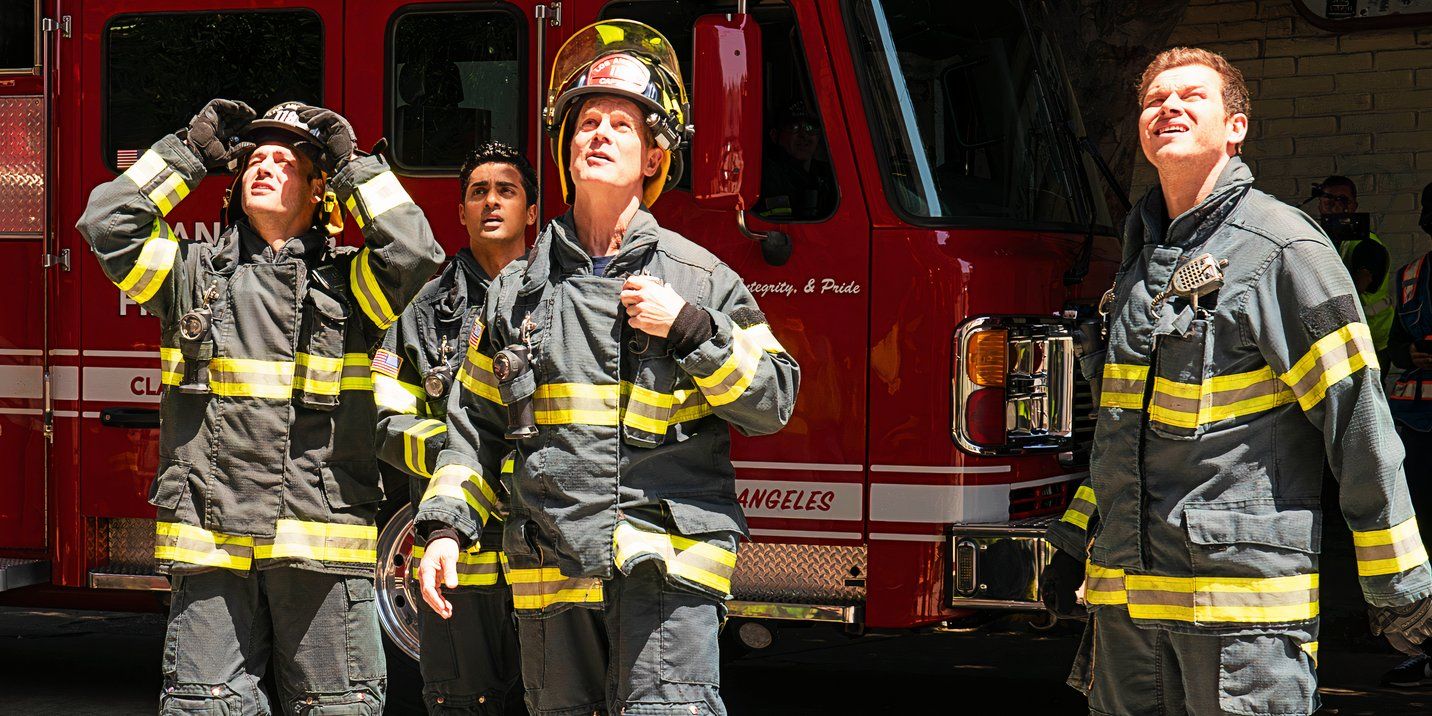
[731,543,866,605]
[108,518,157,572]
[0,96,43,236]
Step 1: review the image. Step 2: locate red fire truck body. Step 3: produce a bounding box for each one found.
[0,0,1118,648]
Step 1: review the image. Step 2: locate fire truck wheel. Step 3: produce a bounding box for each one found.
[374,499,425,709]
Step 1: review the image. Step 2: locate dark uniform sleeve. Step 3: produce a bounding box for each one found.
[75,134,205,323]
[372,316,447,480]
[676,263,801,436]
[1047,480,1098,561]
[329,155,445,332]
[1249,238,1432,608]
[414,310,511,548]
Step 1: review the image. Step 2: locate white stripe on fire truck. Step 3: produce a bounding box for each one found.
[732,461,864,472]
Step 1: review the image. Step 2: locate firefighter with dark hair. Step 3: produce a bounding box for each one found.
[76,99,444,713]
[1042,48,1432,715]
[372,141,536,713]
[415,20,800,715]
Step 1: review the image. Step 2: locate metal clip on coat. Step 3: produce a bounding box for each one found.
[177,282,220,394]
[493,344,538,439]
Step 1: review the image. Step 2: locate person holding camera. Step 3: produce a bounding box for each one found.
[1382,181,1432,687]
[1319,175,1394,363]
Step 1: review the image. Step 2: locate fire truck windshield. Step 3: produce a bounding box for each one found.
[847,0,1111,231]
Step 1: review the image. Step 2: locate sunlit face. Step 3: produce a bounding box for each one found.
[568,95,663,196]
[459,162,536,244]
[1318,184,1357,218]
[1138,64,1247,173]
[241,143,322,224]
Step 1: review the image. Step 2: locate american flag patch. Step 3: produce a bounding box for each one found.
[372,348,402,378]
[470,321,484,348]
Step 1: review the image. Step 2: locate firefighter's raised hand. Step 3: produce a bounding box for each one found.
[418,536,461,619]
[621,274,686,338]
[293,104,357,173]
[181,99,257,169]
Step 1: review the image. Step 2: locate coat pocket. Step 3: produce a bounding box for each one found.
[662,496,748,539]
[623,357,679,448]
[148,458,194,510]
[296,289,351,411]
[321,461,385,512]
[1183,499,1321,628]
[1149,317,1212,439]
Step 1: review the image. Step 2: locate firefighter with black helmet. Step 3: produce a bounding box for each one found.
[372,142,538,713]
[76,98,444,713]
[414,20,801,715]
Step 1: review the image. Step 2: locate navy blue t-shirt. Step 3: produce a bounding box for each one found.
[591,254,614,276]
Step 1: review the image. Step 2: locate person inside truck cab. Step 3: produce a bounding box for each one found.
[1044,47,1432,716]
[76,98,443,714]
[415,19,800,716]
[759,100,836,220]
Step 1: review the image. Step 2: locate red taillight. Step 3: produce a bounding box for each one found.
[964,387,1006,445]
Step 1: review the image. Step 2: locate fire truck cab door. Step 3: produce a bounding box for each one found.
[65,1,344,529]
[0,1,49,552]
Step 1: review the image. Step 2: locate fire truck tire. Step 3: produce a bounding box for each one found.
[374,498,425,712]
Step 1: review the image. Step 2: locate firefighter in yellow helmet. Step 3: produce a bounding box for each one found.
[416,20,800,715]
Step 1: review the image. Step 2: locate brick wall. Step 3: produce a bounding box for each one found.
[1128,0,1432,271]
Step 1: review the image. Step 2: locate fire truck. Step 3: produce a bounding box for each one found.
[0,0,1119,660]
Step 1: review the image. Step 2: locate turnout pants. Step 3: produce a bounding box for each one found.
[416,585,521,714]
[160,567,386,714]
[1069,606,1320,716]
[515,562,726,716]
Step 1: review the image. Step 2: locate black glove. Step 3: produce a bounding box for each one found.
[1041,548,1087,619]
[294,104,357,174]
[1370,597,1432,656]
[179,99,256,169]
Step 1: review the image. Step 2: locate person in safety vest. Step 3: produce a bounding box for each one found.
[372,142,536,712]
[1038,48,1432,715]
[1318,175,1394,363]
[1380,181,1432,687]
[415,20,800,715]
[76,99,444,713]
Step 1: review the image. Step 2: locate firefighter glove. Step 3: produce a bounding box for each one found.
[1371,596,1432,656]
[180,99,257,169]
[1041,548,1087,619]
[294,104,357,173]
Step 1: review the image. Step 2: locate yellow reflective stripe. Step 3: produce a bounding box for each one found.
[612,522,738,595]
[341,353,373,391]
[353,170,412,223]
[208,357,294,399]
[1301,641,1319,666]
[147,170,191,217]
[408,547,502,586]
[350,248,398,329]
[154,521,254,570]
[159,347,184,386]
[424,464,498,523]
[122,149,167,188]
[693,324,768,407]
[403,419,447,478]
[293,352,344,396]
[115,218,179,304]
[1060,485,1097,530]
[344,194,365,229]
[1087,565,1320,624]
[1100,363,1149,409]
[506,566,605,610]
[1147,367,1297,429]
[374,374,424,415]
[252,519,378,564]
[1352,518,1430,577]
[1280,323,1377,411]
[534,382,620,426]
[1084,562,1127,604]
[456,348,503,404]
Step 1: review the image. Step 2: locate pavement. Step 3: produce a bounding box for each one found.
[0,605,1428,714]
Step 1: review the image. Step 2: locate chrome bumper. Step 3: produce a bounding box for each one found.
[947,517,1058,611]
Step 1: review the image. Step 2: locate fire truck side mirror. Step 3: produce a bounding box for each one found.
[691,13,763,213]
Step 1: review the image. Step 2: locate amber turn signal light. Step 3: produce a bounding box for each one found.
[965,329,1007,387]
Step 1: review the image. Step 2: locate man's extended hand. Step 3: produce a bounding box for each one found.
[621,275,686,338]
[181,99,256,169]
[1041,548,1087,619]
[1371,597,1432,655]
[417,536,460,620]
